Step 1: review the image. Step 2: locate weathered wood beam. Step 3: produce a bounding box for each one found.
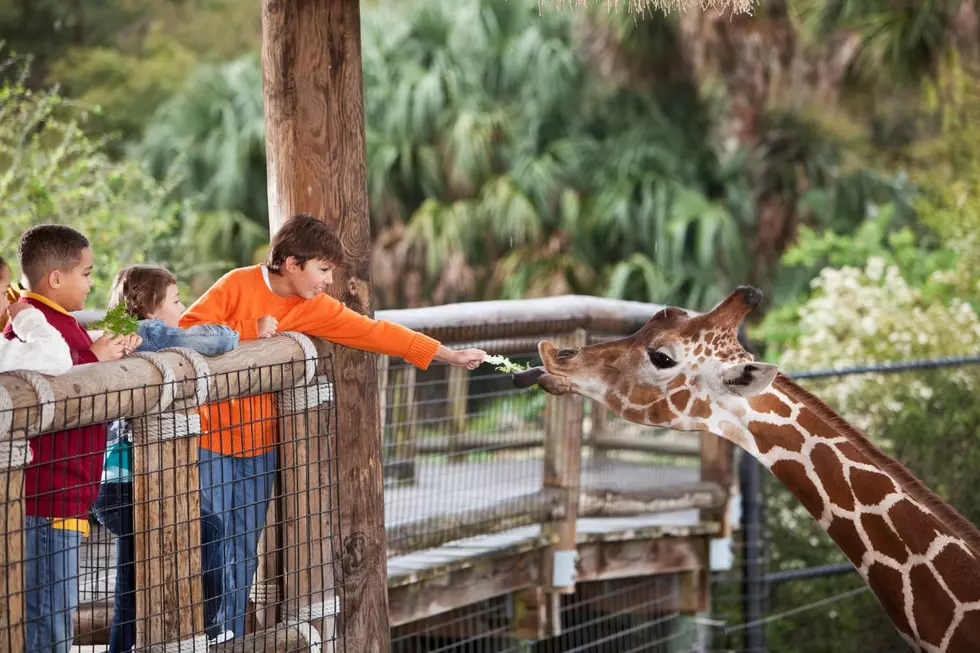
[260,2,387,651]
[372,295,665,341]
[387,546,542,627]
[0,337,310,436]
[578,481,726,517]
[575,535,705,583]
[385,491,558,558]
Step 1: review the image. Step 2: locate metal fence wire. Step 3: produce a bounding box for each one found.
[0,344,340,652]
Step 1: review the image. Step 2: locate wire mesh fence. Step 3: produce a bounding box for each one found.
[706,355,980,653]
[0,338,340,652]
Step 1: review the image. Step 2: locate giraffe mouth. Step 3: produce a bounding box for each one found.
[511,367,576,395]
[512,367,547,389]
[511,340,578,395]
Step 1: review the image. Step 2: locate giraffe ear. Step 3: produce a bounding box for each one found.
[720,362,778,397]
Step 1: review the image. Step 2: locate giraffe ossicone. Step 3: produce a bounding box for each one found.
[513,286,980,653]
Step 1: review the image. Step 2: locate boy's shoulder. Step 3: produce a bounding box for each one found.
[3,298,82,338]
[216,265,263,288]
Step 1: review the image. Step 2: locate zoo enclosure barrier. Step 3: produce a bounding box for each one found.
[1,294,738,651]
[0,332,341,652]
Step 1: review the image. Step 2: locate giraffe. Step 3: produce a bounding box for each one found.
[512,286,980,652]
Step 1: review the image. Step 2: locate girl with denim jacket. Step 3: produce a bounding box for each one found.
[92,265,238,653]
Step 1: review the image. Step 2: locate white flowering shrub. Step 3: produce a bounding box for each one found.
[777,257,980,433]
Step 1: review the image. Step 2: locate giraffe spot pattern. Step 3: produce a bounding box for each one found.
[770,459,824,519]
[932,545,980,604]
[812,443,855,512]
[667,375,687,391]
[889,500,940,557]
[836,441,868,465]
[797,407,829,439]
[867,562,916,639]
[909,563,956,646]
[861,513,909,565]
[749,421,805,455]
[850,468,897,506]
[689,397,711,419]
[630,384,665,407]
[751,393,793,418]
[670,390,691,413]
[643,399,675,425]
[827,517,868,566]
[944,612,980,652]
[932,545,980,603]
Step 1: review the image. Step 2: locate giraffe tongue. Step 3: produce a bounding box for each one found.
[512,367,547,389]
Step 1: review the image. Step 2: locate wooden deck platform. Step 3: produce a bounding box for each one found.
[79,456,701,603]
[72,456,715,649]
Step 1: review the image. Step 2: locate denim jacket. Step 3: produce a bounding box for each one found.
[101,320,239,484]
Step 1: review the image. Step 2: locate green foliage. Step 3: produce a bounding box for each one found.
[789,0,951,86]
[47,28,197,145]
[89,303,139,335]
[0,54,207,306]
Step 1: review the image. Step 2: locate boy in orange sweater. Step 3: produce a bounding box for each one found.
[180,214,485,641]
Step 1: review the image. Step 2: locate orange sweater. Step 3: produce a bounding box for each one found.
[179,266,440,456]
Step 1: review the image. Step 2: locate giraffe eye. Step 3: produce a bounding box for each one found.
[648,350,676,370]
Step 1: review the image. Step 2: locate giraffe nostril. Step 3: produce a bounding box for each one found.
[556,348,579,360]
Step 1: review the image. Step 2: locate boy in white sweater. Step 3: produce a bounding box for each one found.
[0,256,73,375]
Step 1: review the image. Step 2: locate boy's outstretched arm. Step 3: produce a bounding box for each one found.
[282,295,484,370]
[0,305,73,375]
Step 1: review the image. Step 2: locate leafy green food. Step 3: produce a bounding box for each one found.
[90,304,140,336]
[483,354,531,374]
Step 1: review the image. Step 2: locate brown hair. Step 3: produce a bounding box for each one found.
[18,224,90,287]
[108,265,177,319]
[266,213,344,274]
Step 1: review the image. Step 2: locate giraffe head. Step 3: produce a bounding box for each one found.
[514,286,779,431]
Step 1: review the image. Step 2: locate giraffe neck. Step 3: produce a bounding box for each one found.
[728,375,980,653]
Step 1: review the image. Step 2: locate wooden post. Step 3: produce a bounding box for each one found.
[447,367,469,464]
[261,1,390,650]
[277,377,339,649]
[700,434,736,533]
[589,400,611,463]
[0,432,27,653]
[387,364,419,483]
[132,410,206,648]
[541,329,586,599]
[250,486,280,630]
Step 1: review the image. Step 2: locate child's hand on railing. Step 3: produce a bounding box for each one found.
[257,315,279,338]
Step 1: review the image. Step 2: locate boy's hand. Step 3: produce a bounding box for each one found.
[449,348,487,370]
[90,334,128,361]
[121,333,142,355]
[257,315,278,338]
[6,302,29,320]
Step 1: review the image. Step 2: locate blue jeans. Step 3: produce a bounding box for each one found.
[24,515,82,653]
[198,448,276,639]
[91,482,135,653]
[92,483,226,649]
